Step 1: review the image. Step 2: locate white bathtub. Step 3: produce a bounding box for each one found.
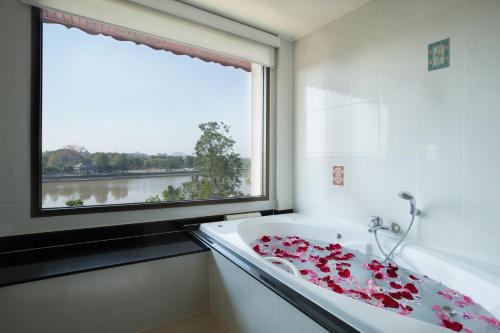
[200,213,500,333]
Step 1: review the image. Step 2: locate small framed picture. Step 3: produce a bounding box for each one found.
[428,38,450,71]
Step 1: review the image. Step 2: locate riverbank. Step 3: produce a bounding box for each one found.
[42,171,198,183]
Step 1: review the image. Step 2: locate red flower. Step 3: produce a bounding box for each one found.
[404,283,418,294]
[299,269,309,275]
[374,272,384,279]
[408,274,419,281]
[390,282,402,289]
[283,241,292,247]
[260,235,271,243]
[442,320,463,332]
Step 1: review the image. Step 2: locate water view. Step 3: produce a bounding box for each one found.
[42,172,251,208]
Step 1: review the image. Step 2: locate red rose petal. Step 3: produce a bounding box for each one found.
[382,295,400,308]
[338,269,350,278]
[297,246,309,253]
[326,243,342,251]
[390,282,402,289]
[389,292,402,300]
[387,268,398,278]
[408,274,419,281]
[401,291,414,300]
[260,235,271,243]
[442,320,463,332]
[330,283,344,294]
[374,272,384,279]
[404,283,418,294]
[368,260,384,272]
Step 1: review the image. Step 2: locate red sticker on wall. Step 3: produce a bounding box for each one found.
[333,166,344,186]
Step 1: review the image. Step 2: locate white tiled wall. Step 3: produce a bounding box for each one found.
[209,251,327,333]
[0,252,209,333]
[294,0,500,265]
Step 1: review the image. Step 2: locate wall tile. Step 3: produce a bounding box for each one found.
[350,101,380,153]
[0,283,30,333]
[305,86,326,112]
[348,154,382,226]
[325,106,349,153]
[379,152,418,235]
[137,257,185,328]
[465,0,500,82]
[463,149,500,264]
[464,77,500,152]
[416,151,463,253]
[28,274,94,333]
[416,81,464,153]
[306,109,327,153]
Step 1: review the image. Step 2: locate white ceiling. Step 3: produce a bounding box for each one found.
[178,0,370,40]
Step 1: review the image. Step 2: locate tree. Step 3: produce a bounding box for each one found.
[162,185,184,201]
[65,199,83,207]
[183,122,243,199]
[110,153,128,172]
[93,153,111,173]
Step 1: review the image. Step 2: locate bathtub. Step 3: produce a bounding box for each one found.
[199,213,500,333]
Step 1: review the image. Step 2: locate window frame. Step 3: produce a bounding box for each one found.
[30,8,270,217]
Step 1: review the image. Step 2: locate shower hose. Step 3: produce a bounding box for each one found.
[374,212,416,263]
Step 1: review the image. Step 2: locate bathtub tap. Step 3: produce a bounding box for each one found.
[368,216,400,233]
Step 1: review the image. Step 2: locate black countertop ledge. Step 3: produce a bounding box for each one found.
[0,231,208,288]
[0,209,292,288]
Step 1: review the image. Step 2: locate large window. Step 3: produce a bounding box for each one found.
[33,10,268,215]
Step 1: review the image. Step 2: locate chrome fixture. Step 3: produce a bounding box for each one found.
[370,191,421,263]
[368,216,400,234]
[399,191,420,216]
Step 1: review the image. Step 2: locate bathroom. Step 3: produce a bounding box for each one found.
[0,0,499,332]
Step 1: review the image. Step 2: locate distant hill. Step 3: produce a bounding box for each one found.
[169,152,192,157]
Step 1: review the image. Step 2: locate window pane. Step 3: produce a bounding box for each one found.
[41,22,265,208]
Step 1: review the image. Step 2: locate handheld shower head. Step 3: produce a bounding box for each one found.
[398,191,419,216]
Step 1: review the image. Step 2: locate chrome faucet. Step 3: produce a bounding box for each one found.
[368,216,400,233]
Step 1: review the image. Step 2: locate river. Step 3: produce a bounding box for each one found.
[42,174,251,208]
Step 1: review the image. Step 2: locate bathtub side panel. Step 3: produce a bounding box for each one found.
[209,251,327,333]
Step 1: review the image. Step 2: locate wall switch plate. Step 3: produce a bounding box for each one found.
[333,166,344,186]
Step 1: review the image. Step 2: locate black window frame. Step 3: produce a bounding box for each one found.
[30,8,270,217]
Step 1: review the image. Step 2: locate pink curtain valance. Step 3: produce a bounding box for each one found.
[41,8,252,72]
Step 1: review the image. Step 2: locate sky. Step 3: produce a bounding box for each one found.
[42,23,253,157]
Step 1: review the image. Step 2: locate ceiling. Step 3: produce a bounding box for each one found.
[178,0,370,40]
